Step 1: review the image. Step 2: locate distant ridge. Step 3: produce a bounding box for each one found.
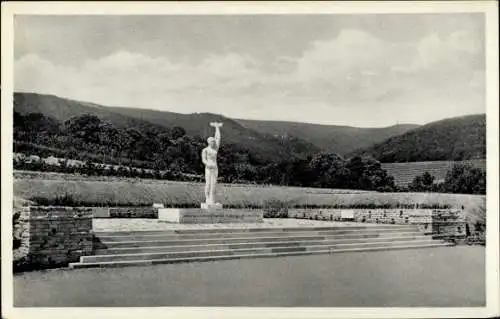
[236,118,419,155]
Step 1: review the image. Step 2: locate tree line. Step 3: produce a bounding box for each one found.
[14,112,485,194]
[408,165,486,195]
[354,114,486,163]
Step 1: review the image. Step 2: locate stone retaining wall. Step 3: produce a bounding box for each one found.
[91,207,110,218]
[108,207,158,218]
[85,207,159,218]
[427,211,467,241]
[289,208,467,240]
[17,206,93,269]
[289,208,432,223]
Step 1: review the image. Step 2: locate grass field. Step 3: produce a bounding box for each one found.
[381,159,486,187]
[14,171,486,223]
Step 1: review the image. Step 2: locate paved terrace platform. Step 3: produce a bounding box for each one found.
[93,218,376,232]
[15,246,485,307]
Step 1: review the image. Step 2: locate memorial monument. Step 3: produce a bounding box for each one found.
[158,122,263,223]
[201,122,223,210]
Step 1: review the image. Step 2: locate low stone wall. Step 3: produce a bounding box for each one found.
[16,206,93,270]
[289,208,467,241]
[108,207,158,218]
[427,210,467,242]
[85,207,158,218]
[91,207,110,218]
[288,208,341,221]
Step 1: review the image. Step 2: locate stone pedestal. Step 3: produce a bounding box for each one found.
[158,207,263,224]
[200,202,223,210]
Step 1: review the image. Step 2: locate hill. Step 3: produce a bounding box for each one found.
[236,119,419,155]
[351,114,486,162]
[14,92,319,161]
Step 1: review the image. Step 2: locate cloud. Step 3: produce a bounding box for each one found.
[406,29,482,74]
[14,28,484,126]
[289,28,483,105]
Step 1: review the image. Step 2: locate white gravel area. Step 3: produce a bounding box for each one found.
[93,218,377,232]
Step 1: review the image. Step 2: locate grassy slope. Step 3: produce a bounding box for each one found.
[14,171,485,223]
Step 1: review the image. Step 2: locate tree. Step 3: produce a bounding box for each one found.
[443,164,486,194]
[234,163,258,181]
[346,156,396,191]
[82,160,96,176]
[408,172,436,192]
[63,114,103,144]
[14,112,61,144]
[308,153,350,188]
[171,126,186,140]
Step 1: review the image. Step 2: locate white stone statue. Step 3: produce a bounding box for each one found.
[201,122,223,206]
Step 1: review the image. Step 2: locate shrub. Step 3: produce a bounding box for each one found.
[263,199,289,218]
[30,193,78,206]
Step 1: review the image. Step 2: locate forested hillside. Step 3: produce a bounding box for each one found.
[351,114,486,162]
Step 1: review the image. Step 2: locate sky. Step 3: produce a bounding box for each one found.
[14,14,485,127]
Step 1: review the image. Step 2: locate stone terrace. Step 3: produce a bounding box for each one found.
[93,218,375,232]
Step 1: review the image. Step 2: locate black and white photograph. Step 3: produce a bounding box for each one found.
[1,1,499,319]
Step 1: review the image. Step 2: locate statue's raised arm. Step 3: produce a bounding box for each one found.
[210,122,223,150]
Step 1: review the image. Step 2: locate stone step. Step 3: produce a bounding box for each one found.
[96,231,426,252]
[94,224,418,237]
[100,231,423,248]
[97,227,420,242]
[70,242,453,269]
[82,239,436,263]
[95,234,429,255]
[102,234,326,248]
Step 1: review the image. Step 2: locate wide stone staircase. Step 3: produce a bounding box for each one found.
[69,224,453,269]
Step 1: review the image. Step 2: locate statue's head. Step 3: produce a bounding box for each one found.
[207,137,216,148]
